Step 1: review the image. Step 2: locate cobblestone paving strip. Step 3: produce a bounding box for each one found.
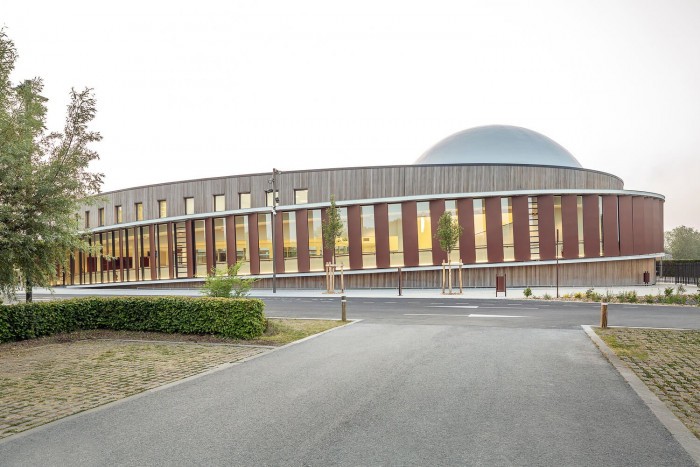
[596,328,700,439]
[0,339,269,439]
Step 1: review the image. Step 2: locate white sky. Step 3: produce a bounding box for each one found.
[4,0,700,230]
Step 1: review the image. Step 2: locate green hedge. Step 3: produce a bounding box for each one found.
[0,297,266,343]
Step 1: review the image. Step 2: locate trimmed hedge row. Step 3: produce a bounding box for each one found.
[0,296,266,343]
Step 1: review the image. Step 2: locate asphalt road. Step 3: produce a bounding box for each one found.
[1,295,698,465]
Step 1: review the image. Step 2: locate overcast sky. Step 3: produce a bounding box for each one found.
[4,0,700,230]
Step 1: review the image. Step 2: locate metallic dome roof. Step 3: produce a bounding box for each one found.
[415,125,582,168]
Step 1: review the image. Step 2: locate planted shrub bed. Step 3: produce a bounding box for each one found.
[0,297,266,343]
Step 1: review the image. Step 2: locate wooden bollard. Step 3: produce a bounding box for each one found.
[600,302,608,329]
[341,295,347,322]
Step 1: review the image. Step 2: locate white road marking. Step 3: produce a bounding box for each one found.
[427,305,479,309]
[404,313,526,318]
[404,313,472,317]
[481,306,539,310]
[468,314,526,318]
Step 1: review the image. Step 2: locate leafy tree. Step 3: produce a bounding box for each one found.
[435,211,463,263]
[665,226,700,260]
[201,262,257,298]
[322,194,343,263]
[0,30,103,301]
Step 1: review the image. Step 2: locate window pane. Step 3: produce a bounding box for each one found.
[159,200,167,219]
[214,195,225,212]
[388,203,404,267]
[502,197,514,262]
[157,223,170,280]
[173,222,188,278]
[308,210,324,271]
[445,200,460,263]
[124,228,135,282]
[140,226,151,280]
[239,193,251,209]
[194,220,206,277]
[361,205,376,269]
[98,208,105,226]
[258,213,273,274]
[235,216,250,274]
[528,197,539,260]
[473,199,487,263]
[417,202,432,265]
[185,197,194,215]
[135,203,143,221]
[115,206,122,224]
[266,191,277,208]
[282,212,298,272]
[294,189,308,205]
[214,218,227,267]
[85,211,90,228]
[335,207,349,267]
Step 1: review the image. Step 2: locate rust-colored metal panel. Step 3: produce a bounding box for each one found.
[582,195,600,258]
[430,199,446,265]
[374,203,390,269]
[149,224,158,279]
[485,197,503,263]
[205,217,214,273]
[347,205,363,270]
[632,197,647,255]
[512,196,530,262]
[185,221,194,278]
[643,198,655,254]
[118,229,124,281]
[561,195,578,259]
[537,195,556,260]
[167,222,174,279]
[133,229,140,281]
[402,201,419,267]
[225,216,236,267]
[655,199,664,253]
[249,213,260,275]
[274,212,285,273]
[321,208,333,266]
[457,198,475,264]
[295,209,310,273]
[601,196,619,257]
[618,196,634,256]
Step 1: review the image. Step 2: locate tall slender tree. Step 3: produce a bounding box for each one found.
[322,194,344,263]
[0,30,103,301]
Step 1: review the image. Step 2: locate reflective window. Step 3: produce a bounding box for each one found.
[294,189,308,205]
[214,195,225,212]
[98,208,105,227]
[577,195,584,257]
[124,228,135,282]
[473,199,487,263]
[282,212,298,272]
[258,213,274,274]
[185,197,194,215]
[214,218,227,266]
[528,197,539,260]
[388,204,404,266]
[173,222,188,278]
[445,200,461,263]
[158,200,167,219]
[157,223,170,280]
[194,220,207,277]
[554,196,562,257]
[135,203,143,221]
[115,206,123,224]
[361,206,376,268]
[335,208,349,267]
[235,216,250,274]
[308,209,324,271]
[85,211,90,228]
[502,198,514,261]
[416,202,432,265]
[239,193,251,209]
[266,191,277,208]
[139,226,151,280]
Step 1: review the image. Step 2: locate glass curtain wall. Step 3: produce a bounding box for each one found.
[282,212,298,272]
[388,204,404,266]
[235,216,250,274]
[502,198,514,261]
[193,220,207,277]
[553,196,562,257]
[258,213,274,274]
[157,224,170,279]
[334,208,349,267]
[444,200,460,262]
[214,218,227,267]
[173,222,188,278]
[308,210,324,271]
[416,202,432,265]
[577,196,584,257]
[473,199,487,263]
[125,228,135,281]
[528,197,539,260]
[360,206,376,268]
[140,226,151,280]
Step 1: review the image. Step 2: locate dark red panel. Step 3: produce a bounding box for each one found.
[430,200,446,265]
[322,208,333,266]
[295,209,310,272]
[659,200,665,252]
[618,196,634,256]
[347,205,362,270]
[149,224,158,279]
[185,221,194,278]
[512,196,530,262]
[537,195,556,260]
[167,222,174,278]
[633,197,646,255]
[457,199,475,264]
[602,195,620,257]
[582,195,600,258]
[205,218,214,273]
[225,216,236,267]
[274,212,284,273]
[374,204,390,269]
[485,197,503,263]
[402,201,419,267]
[644,198,655,254]
[249,213,260,275]
[561,195,579,259]
[654,199,664,253]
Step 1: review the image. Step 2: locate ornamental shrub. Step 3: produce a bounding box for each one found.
[0,296,265,343]
[523,287,532,298]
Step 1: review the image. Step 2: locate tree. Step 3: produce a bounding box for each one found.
[435,211,463,263]
[322,194,343,263]
[665,226,700,260]
[0,30,103,301]
[201,262,257,297]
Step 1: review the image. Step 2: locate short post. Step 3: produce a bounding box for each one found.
[441,261,446,294]
[600,302,608,329]
[341,295,347,322]
[398,267,403,296]
[458,261,463,294]
[340,263,345,293]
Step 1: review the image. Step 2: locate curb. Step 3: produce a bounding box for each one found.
[582,325,700,465]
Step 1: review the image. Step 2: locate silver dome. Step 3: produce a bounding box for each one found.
[415,125,582,168]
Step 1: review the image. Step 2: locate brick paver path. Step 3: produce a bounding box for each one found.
[596,328,700,439]
[0,339,270,439]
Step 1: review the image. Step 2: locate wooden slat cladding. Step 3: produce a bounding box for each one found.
[347,205,363,270]
[374,204,390,269]
[512,196,530,262]
[401,201,419,267]
[561,195,579,259]
[430,200,446,265]
[618,196,634,256]
[457,198,476,264]
[582,195,600,258]
[537,195,556,260]
[485,197,503,263]
[602,195,620,257]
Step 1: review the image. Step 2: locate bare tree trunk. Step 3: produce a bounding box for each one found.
[25,279,33,303]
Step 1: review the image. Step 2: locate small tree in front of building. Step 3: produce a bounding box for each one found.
[322,194,344,292]
[435,211,463,293]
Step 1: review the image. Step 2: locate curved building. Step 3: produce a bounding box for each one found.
[64,125,664,288]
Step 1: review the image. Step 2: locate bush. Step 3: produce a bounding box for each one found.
[523,287,532,298]
[201,262,257,298]
[0,296,266,343]
[543,293,552,300]
[644,294,655,304]
[573,292,583,299]
[664,287,674,297]
[585,288,596,300]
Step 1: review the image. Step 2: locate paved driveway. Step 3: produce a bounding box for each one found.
[0,318,695,466]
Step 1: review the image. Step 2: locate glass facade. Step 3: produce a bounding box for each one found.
[185,197,194,215]
[308,209,324,271]
[473,199,487,263]
[193,220,206,277]
[158,200,167,219]
[239,193,251,209]
[157,223,170,280]
[135,203,143,221]
[235,215,250,274]
[445,200,460,263]
[214,218,227,267]
[115,206,122,224]
[360,205,376,268]
[388,203,404,267]
[84,211,90,228]
[173,222,188,278]
[335,208,349,267]
[124,228,136,282]
[139,226,151,280]
[214,195,225,212]
[502,197,514,262]
[258,213,274,274]
[282,212,298,272]
[416,202,432,265]
[98,208,105,226]
[294,189,308,205]
[528,197,539,260]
